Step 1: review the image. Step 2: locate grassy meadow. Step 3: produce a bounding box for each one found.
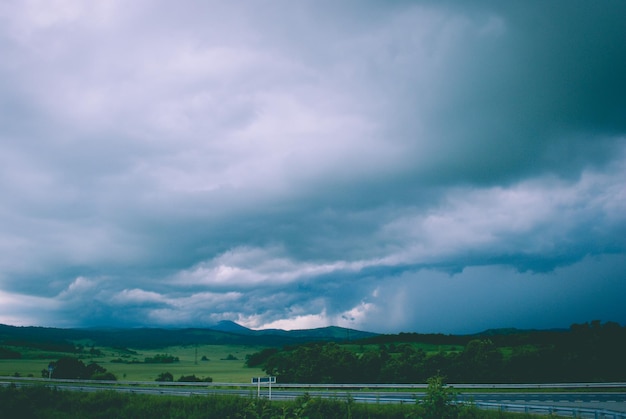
[0,340,465,383]
[0,344,267,382]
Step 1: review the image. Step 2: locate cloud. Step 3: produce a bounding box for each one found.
[356,254,626,334]
[174,246,372,289]
[111,289,166,306]
[257,312,330,331]
[0,289,59,326]
[0,1,625,332]
[378,160,626,271]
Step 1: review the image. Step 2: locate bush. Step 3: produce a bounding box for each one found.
[156,372,174,382]
[43,357,116,380]
[177,374,212,382]
[422,375,458,419]
[91,372,118,381]
[0,347,22,359]
[144,354,179,364]
[0,384,540,419]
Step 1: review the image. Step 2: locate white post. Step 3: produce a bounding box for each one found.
[257,378,260,398]
[269,379,272,400]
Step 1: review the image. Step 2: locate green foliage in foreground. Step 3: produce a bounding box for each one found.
[0,384,540,419]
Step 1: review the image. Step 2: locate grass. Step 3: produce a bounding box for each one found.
[0,344,267,383]
[1,338,465,383]
[0,385,545,418]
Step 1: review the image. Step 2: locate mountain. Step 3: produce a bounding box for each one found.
[209,320,255,335]
[270,325,375,341]
[207,321,377,341]
[0,322,378,349]
[472,328,529,336]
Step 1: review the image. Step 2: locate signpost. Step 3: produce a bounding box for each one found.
[251,376,276,399]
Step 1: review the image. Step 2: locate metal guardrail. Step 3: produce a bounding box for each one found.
[2,376,625,389]
[469,401,626,419]
[269,382,626,390]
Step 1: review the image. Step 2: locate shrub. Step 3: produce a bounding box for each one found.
[44,357,116,380]
[422,375,458,419]
[0,347,22,359]
[177,374,213,382]
[156,372,174,382]
[144,354,179,364]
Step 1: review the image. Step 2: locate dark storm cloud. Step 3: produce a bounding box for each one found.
[0,0,625,332]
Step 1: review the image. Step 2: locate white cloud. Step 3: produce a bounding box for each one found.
[0,0,119,41]
[174,246,369,287]
[140,291,243,326]
[0,1,625,332]
[338,301,378,330]
[111,288,165,305]
[257,312,330,331]
[57,276,97,300]
[0,289,58,326]
[248,301,378,331]
[378,161,626,268]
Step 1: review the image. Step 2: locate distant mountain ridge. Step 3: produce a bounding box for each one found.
[0,321,583,350]
[210,320,256,334]
[0,321,378,349]
[211,320,373,340]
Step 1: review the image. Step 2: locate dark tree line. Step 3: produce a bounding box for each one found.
[0,347,21,359]
[144,353,179,364]
[42,357,117,380]
[247,321,626,383]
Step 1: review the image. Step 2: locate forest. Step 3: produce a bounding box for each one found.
[247,321,626,383]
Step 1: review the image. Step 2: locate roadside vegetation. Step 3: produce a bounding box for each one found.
[0,379,540,419]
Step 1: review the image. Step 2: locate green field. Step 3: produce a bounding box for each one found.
[0,344,266,383]
[0,341,462,383]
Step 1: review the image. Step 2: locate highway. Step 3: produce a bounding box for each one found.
[3,379,626,416]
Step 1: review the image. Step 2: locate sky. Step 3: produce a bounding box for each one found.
[0,0,625,334]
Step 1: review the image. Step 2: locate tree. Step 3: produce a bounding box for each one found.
[422,375,457,419]
[178,374,212,382]
[456,339,503,382]
[155,372,174,382]
[50,357,89,379]
[0,347,22,359]
[43,357,116,380]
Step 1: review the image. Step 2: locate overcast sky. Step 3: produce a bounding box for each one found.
[1,1,625,334]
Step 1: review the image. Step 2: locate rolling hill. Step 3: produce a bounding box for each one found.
[0,321,378,349]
